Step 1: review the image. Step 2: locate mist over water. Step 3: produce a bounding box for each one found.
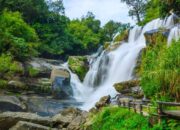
[67,14,179,110]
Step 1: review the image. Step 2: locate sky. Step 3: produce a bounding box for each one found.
[63,0,135,26]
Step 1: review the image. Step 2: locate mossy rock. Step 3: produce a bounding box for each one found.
[114,29,129,42]
[114,80,140,93]
[105,42,123,52]
[144,28,169,46]
[103,42,111,50]
[133,48,146,78]
[68,56,89,81]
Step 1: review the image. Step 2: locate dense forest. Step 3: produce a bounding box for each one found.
[0,0,179,130]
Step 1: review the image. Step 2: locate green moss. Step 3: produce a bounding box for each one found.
[28,67,40,77]
[114,80,139,93]
[0,79,8,88]
[114,30,129,42]
[68,56,89,81]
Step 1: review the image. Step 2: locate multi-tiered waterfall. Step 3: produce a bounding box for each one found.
[68,14,180,110]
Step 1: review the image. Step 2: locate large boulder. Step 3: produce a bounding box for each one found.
[68,56,89,81]
[25,58,62,78]
[144,28,169,46]
[8,80,27,90]
[0,112,53,130]
[114,80,143,98]
[114,80,140,93]
[50,68,72,99]
[9,121,57,130]
[95,95,111,109]
[52,108,83,128]
[0,96,26,112]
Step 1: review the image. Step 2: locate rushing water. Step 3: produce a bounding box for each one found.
[68,14,180,110]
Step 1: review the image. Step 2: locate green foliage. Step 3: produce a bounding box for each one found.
[0,80,8,88]
[114,29,129,42]
[27,67,39,77]
[92,107,151,130]
[68,56,89,81]
[0,10,39,61]
[103,20,123,41]
[0,54,23,79]
[121,0,147,23]
[141,0,160,25]
[68,20,99,52]
[140,39,180,101]
[159,0,180,17]
[142,0,180,25]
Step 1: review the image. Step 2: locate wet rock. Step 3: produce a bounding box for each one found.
[68,56,89,81]
[8,80,27,90]
[0,112,53,130]
[114,80,140,93]
[133,48,146,78]
[106,42,123,52]
[52,108,82,127]
[9,121,57,130]
[51,68,72,99]
[113,29,129,42]
[25,58,54,78]
[95,95,111,109]
[67,115,85,130]
[0,96,26,112]
[144,29,169,46]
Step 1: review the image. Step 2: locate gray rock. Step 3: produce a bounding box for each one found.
[51,68,72,99]
[9,121,57,130]
[8,80,26,90]
[0,112,53,130]
[68,115,86,130]
[95,95,111,109]
[0,96,26,112]
[52,108,82,127]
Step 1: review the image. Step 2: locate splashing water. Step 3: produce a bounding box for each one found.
[67,14,179,110]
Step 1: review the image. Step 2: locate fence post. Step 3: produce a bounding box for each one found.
[157,103,163,124]
[140,104,143,115]
[133,102,136,113]
[128,101,130,111]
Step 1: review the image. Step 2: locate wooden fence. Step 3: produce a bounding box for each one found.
[117,99,180,121]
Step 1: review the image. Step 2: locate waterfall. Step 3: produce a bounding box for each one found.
[68,14,179,110]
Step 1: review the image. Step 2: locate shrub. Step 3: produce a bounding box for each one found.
[0,10,39,61]
[91,107,150,130]
[28,67,40,77]
[140,39,180,101]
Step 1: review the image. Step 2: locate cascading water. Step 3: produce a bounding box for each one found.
[68,14,179,110]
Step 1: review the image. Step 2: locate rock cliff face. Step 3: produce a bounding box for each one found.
[144,28,169,46]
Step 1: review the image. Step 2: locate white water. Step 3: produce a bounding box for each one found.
[67,14,179,110]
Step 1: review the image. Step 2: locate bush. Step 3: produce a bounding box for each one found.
[91,107,150,130]
[140,39,180,101]
[0,10,39,61]
[0,54,23,79]
[68,56,89,81]
[27,67,40,77]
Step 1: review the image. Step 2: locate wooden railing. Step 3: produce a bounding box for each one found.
[157,101,180,120]
[117,99,180,121]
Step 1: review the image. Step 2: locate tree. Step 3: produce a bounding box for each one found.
[121,0,148,23]
[46,0,65,15]
[0,11,39,61]
[103,20,122,41]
